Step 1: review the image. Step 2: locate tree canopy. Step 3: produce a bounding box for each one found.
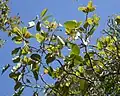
[1,0,120,96]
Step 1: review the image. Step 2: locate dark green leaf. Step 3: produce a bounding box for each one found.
[12,63,21,72]
[36,21,41,31]
[12,36,23,44]
[14,82,22,91]
[33,71,39,81]
[30,54,41,62]
[1,64,10,75]
[12,47,21,55]
[13,86,24,96]
[12,56,20,63]
[9,72,20,81]
[46,54,55,64]
[26,79,31,83]
[47,66,54,77]
[88,27,96,36]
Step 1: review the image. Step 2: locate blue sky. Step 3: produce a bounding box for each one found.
[0,0,120,96]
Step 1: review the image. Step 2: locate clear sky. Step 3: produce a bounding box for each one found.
[0,0,120,96]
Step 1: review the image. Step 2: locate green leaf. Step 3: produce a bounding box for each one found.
[12,47,21,55]
[87,18,93,25]
[45,53,55,64]
[80,79,86,90]
[36,33,45,43]
[41,8,48,17]
[47,66,54,77]
[12,36,23,44]
[12,63,21,72]
[42,15,52,21]
[70,44,80,55]
[12,56,20,63]
[13,86,24,96]
[24,31,32,39]
[88,27,96,36]
[78,66,84,73]
[30,54,41,62]
[36,21,41,31]
[87,0,95,12]
[1,64,10,75]
[64,20,77,29]
[33,71,39,81]
[14,82,22,91]
[97,40,103,50]
[32,63,39,81]
[9,72,20,81]
[12,27,22,36]
[20,45,30,55]
[78,7,88,13]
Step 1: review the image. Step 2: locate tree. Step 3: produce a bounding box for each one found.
[1,0,120,96]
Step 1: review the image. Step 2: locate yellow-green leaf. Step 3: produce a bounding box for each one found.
[41,8,48,17]
[87,18,93,25]
[36,33,45,43]
[64,20,77,29]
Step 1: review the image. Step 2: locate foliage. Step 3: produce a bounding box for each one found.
[1,0,120,96]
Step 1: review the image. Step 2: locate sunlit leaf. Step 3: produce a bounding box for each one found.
[24,31,32,39]
[78,7,88,13]
[21,45,30,55]
[115,16,120,25]
[78,66,84,73]
[64,20,77,29]
[70,44,80,55]
[87,18,93,25]
[87,0,95,12]
[12,36,23,44]
[12,27,22,36]
[44,69,49,74]
[97,40,103,50]
[41,8,48,17]
[42,15,52,21]
[93,14,100,25]
[36,33,45,43]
